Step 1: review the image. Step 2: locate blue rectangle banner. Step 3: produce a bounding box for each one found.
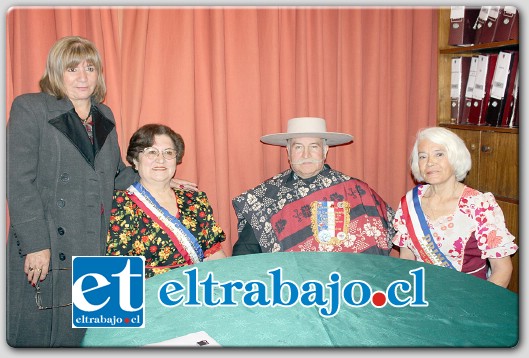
[72,256,145,328]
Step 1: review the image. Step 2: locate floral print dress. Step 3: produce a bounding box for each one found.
[392,184,517,278]
[107,188,225,278]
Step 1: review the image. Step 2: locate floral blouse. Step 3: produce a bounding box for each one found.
[392,185,517,274]
[107,188,226,278]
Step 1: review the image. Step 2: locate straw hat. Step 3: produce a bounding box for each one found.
[260,117,353,146]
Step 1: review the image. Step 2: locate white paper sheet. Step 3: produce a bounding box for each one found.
[145,331,221,347]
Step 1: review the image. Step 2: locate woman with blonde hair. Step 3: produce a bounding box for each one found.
[6,36,194,347]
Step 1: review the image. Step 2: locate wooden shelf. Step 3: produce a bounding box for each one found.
[437,10,519,131]
[437,8,519,294]
[439,123,519,134]
[439,39,518,54]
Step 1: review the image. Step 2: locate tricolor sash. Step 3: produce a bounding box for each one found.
[127,182,204,265]
[311,201,350,245]
[400,185,456,269]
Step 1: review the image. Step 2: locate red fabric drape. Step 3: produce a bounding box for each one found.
[6,7,438,255]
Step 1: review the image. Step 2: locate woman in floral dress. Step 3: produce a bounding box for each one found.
[392,127,517,288]
[107,124,226,278]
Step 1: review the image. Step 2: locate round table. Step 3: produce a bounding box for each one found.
[82,252,518,347]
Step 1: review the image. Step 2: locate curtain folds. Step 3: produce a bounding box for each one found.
[6,7,438,254]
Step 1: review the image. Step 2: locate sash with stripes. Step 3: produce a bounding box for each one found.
[400,185,455,269]
[127,182,204,266]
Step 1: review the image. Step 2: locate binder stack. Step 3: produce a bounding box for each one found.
[485,51,519,127]
[445,6,519,128]
[493,7,518,42]
[506,69,519,128]
[460,56,479,124]
[448,6,481,46]
[467,54,498,125]
[450,57,472,124]
[477,6,501,44]
[472,7,491,45]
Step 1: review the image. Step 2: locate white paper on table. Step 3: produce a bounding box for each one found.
[145,331,221,347]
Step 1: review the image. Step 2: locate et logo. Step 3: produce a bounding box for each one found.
[72,256,145,328]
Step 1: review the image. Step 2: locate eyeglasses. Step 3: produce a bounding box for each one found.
[34,268,72,310]
[141,147,178,160]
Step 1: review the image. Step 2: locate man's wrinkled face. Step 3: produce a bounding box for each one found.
[287,137,328,179]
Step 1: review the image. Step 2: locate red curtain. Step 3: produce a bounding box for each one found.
[6,7,438,254]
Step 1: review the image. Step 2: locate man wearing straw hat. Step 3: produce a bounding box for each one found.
[232,117,395,256]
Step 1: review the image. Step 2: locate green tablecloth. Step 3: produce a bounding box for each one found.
[81,252,518,347]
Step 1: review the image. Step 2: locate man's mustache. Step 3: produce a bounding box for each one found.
[289,158,325,165]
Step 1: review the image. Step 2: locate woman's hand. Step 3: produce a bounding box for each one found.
[205,249,227,261]
[170,178,198,191]
[488,256,513,288]
[25,249,51,286]
[399,247,417,261]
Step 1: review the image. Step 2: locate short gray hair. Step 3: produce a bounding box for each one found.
[410,127,471,182]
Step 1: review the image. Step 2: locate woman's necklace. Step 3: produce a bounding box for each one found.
[80,107,92,125]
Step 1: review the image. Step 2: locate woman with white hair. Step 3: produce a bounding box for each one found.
[392,127,517,287]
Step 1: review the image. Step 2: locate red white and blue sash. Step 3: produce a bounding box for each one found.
[311,201,350,245]
[127,182,204,265]
[400,185,455,269]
